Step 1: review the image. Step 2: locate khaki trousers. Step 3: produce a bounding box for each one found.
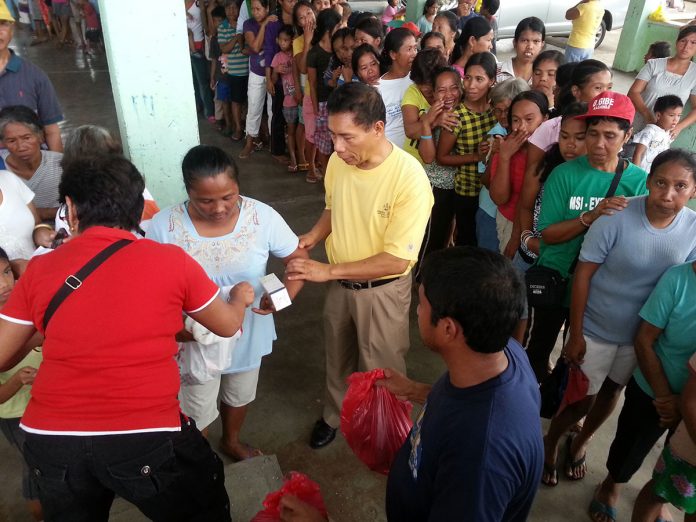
[322,275,412,428]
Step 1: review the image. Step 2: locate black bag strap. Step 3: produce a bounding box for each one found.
[42,239,132,331]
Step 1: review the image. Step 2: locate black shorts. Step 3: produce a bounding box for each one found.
[86,29,102,43]
[228,75,248,105]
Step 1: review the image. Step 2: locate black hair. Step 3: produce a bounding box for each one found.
[452,16,492,63]
[410,48,449,85]
[507,90,549,128]
[253,0,271,9]
[354,17,383,46]
[552,62,578,114]
[538,101,587,182]
[420,247,525,354]
[585,116,631,133]
[327,81,386,129]
[533,49,563,70]
[292,0,313,35]
[59,155,145,232]
[464,51,497,80]
[649,149,696,182]
[422,0,437,15]
[0,105,43,139]
[182,145,240,192]
[312,8,341,46]
[677,25,696,43]
[514,16,545,42]
[381,27,416,70]
[351,11,375,27]
[279,23,294,39]
[654,94,684,114]
[0,246,8,263]
[433,10,458,34]
[351,42,383,77]
[431,66,462,94]
[481,0,500,15]
[571,59,611,90]
[647,41,671,59]
[211,6,226,18]
[421,31,446,50]
[331,27,351,64]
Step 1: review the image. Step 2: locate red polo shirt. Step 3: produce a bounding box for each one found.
[0,227,219,435]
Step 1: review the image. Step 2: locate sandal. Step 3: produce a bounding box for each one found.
[287,164,299,172]
[588,488,617,522]
[564,434,587,480]
[231,133,243,142]
[541,462,558,487]
[297,163,310,172]
[305,173,319,184]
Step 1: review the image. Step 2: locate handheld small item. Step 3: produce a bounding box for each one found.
[259,273,291,311]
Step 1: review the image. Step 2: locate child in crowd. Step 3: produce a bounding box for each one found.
[79,0,100,53]
[416,0,438,35]
[209,7,234,137]
[480,0,500,54]
[632,94,683,172]
[292,0,315,174]
[219,0,249,142]
[324,27,354,88]
[312,0,330,12]
[0,247,43,522]
[338,2,351,28]
[565,0,604,62]
[644,40,671,62]
[531,49,564,110]
[272,24,301,171]
[420,30,447,56]
[381,0,405,32]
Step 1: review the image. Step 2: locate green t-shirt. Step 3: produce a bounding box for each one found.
[634,262,696,398]
[537,156,649,278]
[0,349,42,419]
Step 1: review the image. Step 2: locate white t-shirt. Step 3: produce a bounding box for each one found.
[631,124,673,172]
[496,57,532,85]
[377,74,413,149]
[634,58,696,131]
[186,1,205,42]
[0,170,35,260]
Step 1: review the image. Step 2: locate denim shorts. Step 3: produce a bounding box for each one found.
[216,79,232,102]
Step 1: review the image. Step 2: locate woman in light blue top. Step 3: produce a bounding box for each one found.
[147,145,308,460]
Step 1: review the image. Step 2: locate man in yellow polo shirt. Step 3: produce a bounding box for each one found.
[287,82,433,449]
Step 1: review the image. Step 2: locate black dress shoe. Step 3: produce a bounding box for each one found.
[309,418,337,449]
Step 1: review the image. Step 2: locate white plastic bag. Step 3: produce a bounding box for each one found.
[177,319,241,385]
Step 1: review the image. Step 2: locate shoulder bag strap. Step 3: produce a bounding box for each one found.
[604,158,626,199]
[42,239,133,331]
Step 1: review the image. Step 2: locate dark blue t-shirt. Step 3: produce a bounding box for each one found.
[386,339,543,522]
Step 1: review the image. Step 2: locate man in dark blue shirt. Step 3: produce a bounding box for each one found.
[279,247,543,522]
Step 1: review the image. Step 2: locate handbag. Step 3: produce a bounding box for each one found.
[539,357,569,419]
[525,159,626,309]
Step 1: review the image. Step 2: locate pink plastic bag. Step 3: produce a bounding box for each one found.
[340,369,413,475]
[251,472,327,522]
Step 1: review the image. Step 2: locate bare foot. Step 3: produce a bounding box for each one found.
[219,439,263,461]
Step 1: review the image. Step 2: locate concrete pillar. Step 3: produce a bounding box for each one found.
[98,0,198,208]
[612,0,660,72]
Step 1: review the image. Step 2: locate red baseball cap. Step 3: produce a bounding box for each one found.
[401,22,421,36]
[576,91,635,125]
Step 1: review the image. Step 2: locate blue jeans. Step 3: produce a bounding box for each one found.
[23,416,230,522]
[190,53,215,118]
[475,207,499,252]
[564,44,593,63]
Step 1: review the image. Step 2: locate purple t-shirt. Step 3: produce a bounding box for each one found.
[263,20,282,80]
[243,18,265,76]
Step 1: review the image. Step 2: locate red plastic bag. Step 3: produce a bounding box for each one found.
[340,369,413,475]
[251,472,327,522]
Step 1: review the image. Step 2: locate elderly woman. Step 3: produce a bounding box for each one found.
[147,145,308,461]
[0,154,253,520]
[0,105,62,221]
[628,25,696,139]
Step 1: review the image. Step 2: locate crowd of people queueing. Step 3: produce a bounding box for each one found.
[1,0,696,520]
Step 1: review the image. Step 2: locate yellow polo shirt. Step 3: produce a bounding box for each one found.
[567,1,605,50]
[324,144,434,277]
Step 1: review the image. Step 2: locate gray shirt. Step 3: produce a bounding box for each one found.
[579,196,696,344]
[0,149,63,209]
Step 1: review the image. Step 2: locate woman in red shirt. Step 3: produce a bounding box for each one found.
[0,155,253,521]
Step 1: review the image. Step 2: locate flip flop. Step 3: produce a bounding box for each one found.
[588,497,617,522]
[297,163,310,172]
[287,164,299,172]
[565,434,587,480]
[541,462,558,487]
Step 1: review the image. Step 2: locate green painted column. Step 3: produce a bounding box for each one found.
[406,0,426,24]
[613,0,660,73]
[98,0,198,208]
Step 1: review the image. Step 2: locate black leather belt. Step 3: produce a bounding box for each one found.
[338,277,399,290]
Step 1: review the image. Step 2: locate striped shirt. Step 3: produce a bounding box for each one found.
[218,20,249,77]
[451,104,495,197]
[0,149,63,209]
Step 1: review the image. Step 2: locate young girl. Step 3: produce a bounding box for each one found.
[496,16,545,84]
[354,16,383,50]
[416,0,438,35]
[420,31,447,57]
[271,25,301,171]
[432,11,458,59]
[417,66,464,264]
[352,43,381,86]
[451,16,494,77]
[531,50,564,110]
[488,90,548,253]
[0,246,43,522]
[292,0,316,173]
[324,27,355,88]
[377,27,418,148]
[437,52,497,246]
[381,0,405,31]
[307,8,341,182]
[240,0,276,158]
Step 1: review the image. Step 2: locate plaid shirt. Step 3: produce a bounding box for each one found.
[452,104,496,197]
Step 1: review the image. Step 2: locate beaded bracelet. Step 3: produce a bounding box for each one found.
[579,211,591,228]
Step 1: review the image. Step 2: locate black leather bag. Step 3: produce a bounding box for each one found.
[525,265,568,309]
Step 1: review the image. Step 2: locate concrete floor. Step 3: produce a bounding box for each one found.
[1,8,693,519]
